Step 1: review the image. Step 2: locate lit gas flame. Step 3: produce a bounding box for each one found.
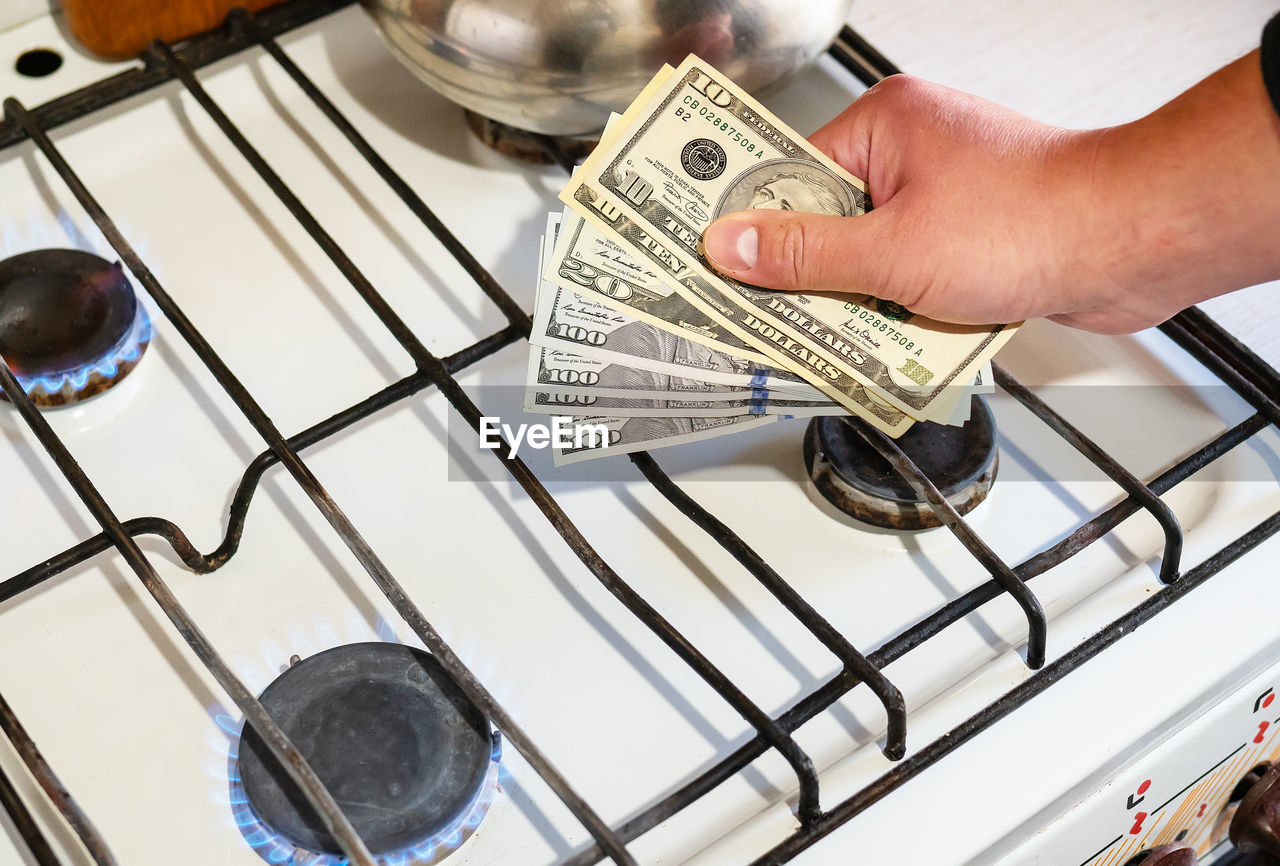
[1,212,153,403]
[216,714,501,866]
[12,305,151,400]
[207,615,504,865]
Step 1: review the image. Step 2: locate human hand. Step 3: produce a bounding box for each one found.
[702,58,1280,334]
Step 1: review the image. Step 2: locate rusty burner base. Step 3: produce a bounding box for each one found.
[0,248,150,408]
[237,643,493,857]
[804,397,999,531]
[464,110,598,165]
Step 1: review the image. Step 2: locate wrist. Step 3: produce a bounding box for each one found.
[1032,124,1146,330]
[1080,52,1280,328]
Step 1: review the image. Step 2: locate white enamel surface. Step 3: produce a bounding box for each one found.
[0,3,1277,866]
[0,1,50,35]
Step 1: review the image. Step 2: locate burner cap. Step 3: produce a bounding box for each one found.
[238,643,494,856]
[0,248,150,406]
[804,396,998,530]
[465,110,598,164]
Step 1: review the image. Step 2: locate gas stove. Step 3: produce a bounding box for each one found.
[2,2,1279,865]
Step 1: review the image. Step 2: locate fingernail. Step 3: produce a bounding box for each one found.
[704,220,758,272]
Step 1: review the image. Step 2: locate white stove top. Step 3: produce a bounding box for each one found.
[0,3,1278,865]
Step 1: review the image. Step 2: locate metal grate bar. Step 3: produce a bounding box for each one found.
[1015,412,1267,580]
[560,410,1267,863]
[563,671,864,865]
[753,506,1280,864]
[826,19,1045,666]
[0,354,378,865]
[152,26,830,828]
[232,11,534,333]
[535,134,579,173]
[0,749,61,866]
[2,94,634,864]
[1161,312,1280,427]
[0,0,355,152]
[145,40,435,376]
[1,324,524,602]
[993,364,1185,583]
[1174,305,1280,401]
[892,421,1266,663]
[0,691,118,866]
[852,419,1049,668]
[629,451,909,761]
[830,25,903,85]
[531,75,905,770]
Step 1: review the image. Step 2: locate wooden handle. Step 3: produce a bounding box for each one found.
[61,0,288,60]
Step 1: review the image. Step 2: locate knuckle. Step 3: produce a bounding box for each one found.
[774,218,809,288]
[875,255,928,309]
[868,73,920,102]
[868,74,943,115]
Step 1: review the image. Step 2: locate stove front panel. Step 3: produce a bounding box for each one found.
[995,650,1280,866]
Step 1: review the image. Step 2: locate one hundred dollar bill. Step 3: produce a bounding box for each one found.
[552,413,777,465]
[542,111,782,370]
[544,202,784,369]
[527,389,845,418]
[526,333,977,422]
[527,344,773,401]
[533,213,825,398]
[524,342,834,406]
[525,351,845,418]
[562,56,1019,432]
[531,219,839,417]
[533,217,984,441]
[530,277,828,398]
[561,181,914,434]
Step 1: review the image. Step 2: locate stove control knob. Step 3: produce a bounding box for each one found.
[1231,763,1280,855]
[1127,842,1198,865]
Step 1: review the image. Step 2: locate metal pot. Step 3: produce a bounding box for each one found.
[359,0,855,136]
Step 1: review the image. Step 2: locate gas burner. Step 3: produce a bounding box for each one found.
[0,248,150,407]
[804,396,999,531]
[464,110,598,165]
[236,642,497,860]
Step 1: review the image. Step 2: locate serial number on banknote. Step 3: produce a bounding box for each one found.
[674,100,766,158]
[843,302,917,351]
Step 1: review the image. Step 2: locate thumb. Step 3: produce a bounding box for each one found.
[701,208,895,298]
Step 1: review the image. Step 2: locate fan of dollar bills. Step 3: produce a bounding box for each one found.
[527,56,1014,464]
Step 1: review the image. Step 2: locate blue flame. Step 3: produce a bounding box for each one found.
[208,616,503,865]
[11,306,152,399]
[215,715,501,866]
[1,212,153,403]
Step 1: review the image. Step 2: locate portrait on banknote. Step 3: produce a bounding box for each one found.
[714,158,858,219]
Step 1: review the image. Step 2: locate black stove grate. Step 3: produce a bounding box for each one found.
[0,3,1277,864]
